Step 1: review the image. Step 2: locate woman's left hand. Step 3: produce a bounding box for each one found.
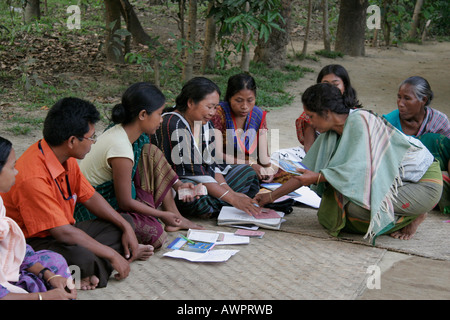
[252,163,275,183]
[229,192,261,216]
[48,274,71,291]
[177,182,204,202]
[254,192,273,207]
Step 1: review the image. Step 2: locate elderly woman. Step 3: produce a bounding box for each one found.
[257,83,443,242]
[151,77,261,218]
[384,76,450,214]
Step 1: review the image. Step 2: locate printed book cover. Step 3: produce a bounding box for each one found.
[167,236,215,253]
[276,159,309,175]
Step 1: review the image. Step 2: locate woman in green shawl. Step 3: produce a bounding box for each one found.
[257,83,443,243]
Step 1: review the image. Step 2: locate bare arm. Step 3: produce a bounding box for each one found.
[203,173,260,216]
[109,157,181,227]
[303,122,317,153]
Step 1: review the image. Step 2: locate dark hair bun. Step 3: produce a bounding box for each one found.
[111,103,126,124]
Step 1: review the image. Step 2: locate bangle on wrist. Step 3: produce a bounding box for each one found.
[316,172,322,185]
[46,274,64,283]
[37,292,43,300]
[219,190,230,200]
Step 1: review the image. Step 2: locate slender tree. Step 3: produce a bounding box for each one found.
[301,0,313,56]
[182,0,197,82]
[202,0,217,72]
[409,0,424,39]
[240,2,251,72]
[322,0,331,51]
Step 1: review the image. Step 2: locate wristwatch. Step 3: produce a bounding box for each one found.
[38,267,51,281]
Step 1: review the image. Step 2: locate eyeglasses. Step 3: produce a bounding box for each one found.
[79,133,97,143]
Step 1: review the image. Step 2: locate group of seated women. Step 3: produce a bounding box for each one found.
[74,66,448,246]
[1,64,448,299]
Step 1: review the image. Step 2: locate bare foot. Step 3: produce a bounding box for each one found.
[80,275,99,290]
[390,212,427,240]
[133,244,154,261]
[165,217,204,232]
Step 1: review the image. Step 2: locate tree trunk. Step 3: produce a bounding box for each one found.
[408,0,424,39]
[335,0,368,56]
[182,0,197,82]
[104,0,124,63]
[322,0,331,51]
[240,2,251,73]
[119,0,155,46]
[24,0,40,22]
[202,0,216,72]
[104,0,156,64]
[253,0,292,68]
[421,19,431,42]
[178,0,186,41]
[301,0,313,56]
[382,0,392,46]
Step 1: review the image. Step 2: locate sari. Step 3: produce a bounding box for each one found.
[303,109,442,244]
[384,107,450,214]
[383,107,450,138]
[1,196,71,297]
[74,133,176,248]
[295,111,318,146]
[212,102,291,183]
[152,110,260,217]
[212,102,267,157]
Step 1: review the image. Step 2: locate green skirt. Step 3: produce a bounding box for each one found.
[317,161,443,238]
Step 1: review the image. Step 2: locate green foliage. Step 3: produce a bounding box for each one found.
[6,125,31,136]
[125,32,190,87]
[425,0,450,36]
[368,0,450,43]
[314,50,344,59]
[211,0,284,68]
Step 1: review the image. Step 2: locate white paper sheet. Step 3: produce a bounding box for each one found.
[187,229,250,245]
[163,249,239,262]
[293,186,321,208]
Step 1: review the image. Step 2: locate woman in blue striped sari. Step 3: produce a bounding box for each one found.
[151,77,261,218]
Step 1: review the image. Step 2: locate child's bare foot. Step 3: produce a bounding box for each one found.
[80,275,99,290]
[390,213,427,240]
